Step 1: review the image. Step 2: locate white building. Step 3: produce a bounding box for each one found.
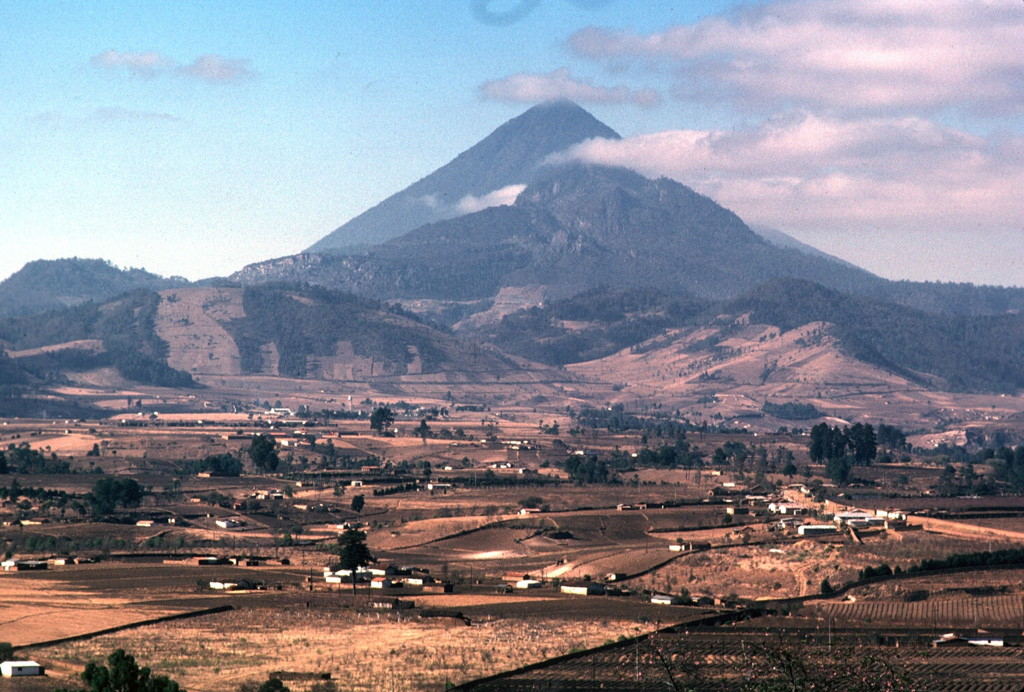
[797,524,838,537]
[561,581,605,596]
[515,579,542,589]
[1,661,44,677]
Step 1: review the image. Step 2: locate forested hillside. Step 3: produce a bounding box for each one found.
[722,279,1024,392]
[226,284,453,377]
[486,287,710,365]
[0,258,187,318]
[0,291,195,387]
[486,278,1024,394]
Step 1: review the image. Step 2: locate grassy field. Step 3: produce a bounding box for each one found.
[36,606,657,692]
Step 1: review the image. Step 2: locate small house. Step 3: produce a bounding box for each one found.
[1,559,47,572]
[561,581,605,596]
[193,556,227,566]
[209,579,256,591]
[514,579,542,589]
[503,572,532,583]
[1,661,44,677]
[651,594,684,606]
[797,524,838,537]
[833,511,875,527]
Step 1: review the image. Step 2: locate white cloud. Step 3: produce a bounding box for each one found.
[568,0,1024,114]
[480,68,660,108]
[456,184,527,214]
[90,50,175,78]
[551,112,1024,239]
[178,55,255,83]
[90,50,254,84]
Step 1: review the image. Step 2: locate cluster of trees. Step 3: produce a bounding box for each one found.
[88,477,144,517]
[0,443,71,474]
[369,406,395,434]
[562,455,612,484]
[987,446,1024,492]
[0,480,72,507]
[632,438,703,469]
[907,546,1024,574]
[850,547,1024,582]
[808,423,877,465]
[858,563,896,580]
[371,483,417,497]
[760,401,822,420]
[572,403,692,437]
[247,434,280,472]
[56,648,180,692]
[0,351,28,386]
[182,453,243,477]
[876,423,908,453]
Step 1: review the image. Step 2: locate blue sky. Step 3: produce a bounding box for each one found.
[2,1,1022,286]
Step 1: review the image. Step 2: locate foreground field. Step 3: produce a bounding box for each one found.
[37,605,656,692]
[5,411,1024,690]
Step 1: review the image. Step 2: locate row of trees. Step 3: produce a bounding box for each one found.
[808,422,878,465]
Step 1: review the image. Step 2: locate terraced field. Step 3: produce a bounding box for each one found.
[454,631,1024,691]
[820,593,1024,629]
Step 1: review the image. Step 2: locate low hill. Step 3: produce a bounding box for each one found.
[156,284,531,382]
[0,258,188,318]
[485,280,1024,395]
[722,278,1024,393]
[0,285,554,390]
[0,290,195,388]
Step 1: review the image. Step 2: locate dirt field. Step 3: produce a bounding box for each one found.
[634,531,1013,601]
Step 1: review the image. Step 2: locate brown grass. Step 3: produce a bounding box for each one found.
[39,607,653,692]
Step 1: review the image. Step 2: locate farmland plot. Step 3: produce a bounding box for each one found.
[37,606,652,692]
[819,593,1024,629]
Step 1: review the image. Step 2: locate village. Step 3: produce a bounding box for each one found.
[2,402,1024,690]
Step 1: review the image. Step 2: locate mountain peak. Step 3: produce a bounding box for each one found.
[306,103,620,253]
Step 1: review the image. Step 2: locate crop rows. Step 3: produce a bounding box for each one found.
[460,633,1024,692]
[821,594,1024,628]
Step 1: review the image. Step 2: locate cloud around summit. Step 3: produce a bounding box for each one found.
[480,68,660,108]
